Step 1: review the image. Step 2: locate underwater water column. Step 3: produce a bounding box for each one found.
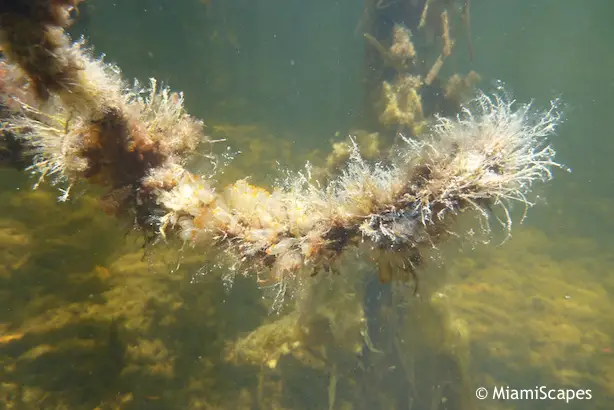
[356,1,495,409]
[0,1,564,408]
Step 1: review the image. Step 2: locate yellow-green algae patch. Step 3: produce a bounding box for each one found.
[448,226,614,409]
[0,128,611,409]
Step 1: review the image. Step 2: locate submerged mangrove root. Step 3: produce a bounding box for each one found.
[356,2,559,409]
[0,1,565,299]
[361,0,480,134]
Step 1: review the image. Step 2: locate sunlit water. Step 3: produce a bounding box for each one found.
[0,1,613,409]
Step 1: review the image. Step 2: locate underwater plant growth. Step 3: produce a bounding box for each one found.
[0,0,565,298]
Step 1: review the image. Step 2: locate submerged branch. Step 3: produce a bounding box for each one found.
[0,0,566,296]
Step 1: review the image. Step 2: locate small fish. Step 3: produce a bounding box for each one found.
[360,328,383,354]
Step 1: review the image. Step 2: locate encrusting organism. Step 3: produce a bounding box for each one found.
[0,0,566,296]
[362,0,480,136]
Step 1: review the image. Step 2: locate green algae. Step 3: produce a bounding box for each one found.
[1,115,613,409]
[1,1,613,409]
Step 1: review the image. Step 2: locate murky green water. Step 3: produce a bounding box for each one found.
[1,1,613,409]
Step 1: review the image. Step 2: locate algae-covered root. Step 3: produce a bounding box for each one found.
[155,92,564,289]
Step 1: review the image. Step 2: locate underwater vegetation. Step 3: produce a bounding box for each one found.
[0,162,612,410]
[2,1,609,410]
[449,226,614,410]
[0,0,564,302]
[361,0,479,135]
